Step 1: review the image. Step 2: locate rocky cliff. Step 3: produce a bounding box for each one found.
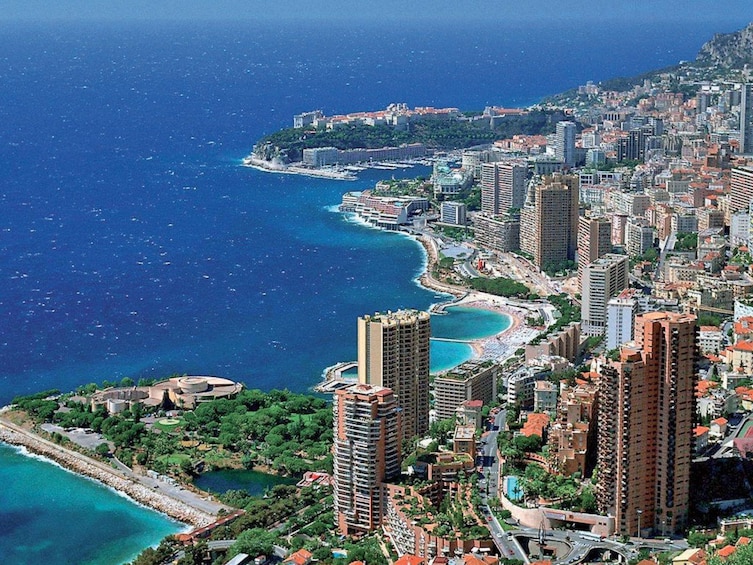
[697,21,753,68]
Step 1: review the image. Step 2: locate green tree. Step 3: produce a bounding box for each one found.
[227,528,277,561]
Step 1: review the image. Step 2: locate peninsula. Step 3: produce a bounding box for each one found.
[245,103,569,178]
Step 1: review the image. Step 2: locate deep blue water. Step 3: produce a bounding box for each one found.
[1,16,750,564]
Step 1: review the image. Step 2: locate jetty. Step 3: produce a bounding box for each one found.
[314,361,358,393]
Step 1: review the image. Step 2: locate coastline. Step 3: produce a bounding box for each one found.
[413,232,538,367]
[0,415,225,528]
[241,154,356,181]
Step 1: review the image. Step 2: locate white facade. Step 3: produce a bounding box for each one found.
[440,201,467,226]
[581,254,629,337]
[556,121,576,167]
[606,293,638,350]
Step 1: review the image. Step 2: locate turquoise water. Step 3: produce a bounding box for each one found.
[432,306,512,340]
[0,444,182,564]
[193,469,297,497]
[429,306,512,373]
[430,340,475,373]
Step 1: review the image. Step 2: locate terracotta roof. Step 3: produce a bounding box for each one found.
[712,417,728,426]
[394,556,425,565]
[732,341,753,352]
[695,426,710,437]
[522,412,549,438]
[462,556,487,565]
[284,549,312,565]
[717,544,736,557]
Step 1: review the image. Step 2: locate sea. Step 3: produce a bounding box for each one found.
[1,15,749,564]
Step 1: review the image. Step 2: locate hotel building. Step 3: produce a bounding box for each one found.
[358,310,431,439]
[333,383,401,535]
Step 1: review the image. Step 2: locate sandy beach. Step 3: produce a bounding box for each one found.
[0,415,227,528]
[414,233,540,367]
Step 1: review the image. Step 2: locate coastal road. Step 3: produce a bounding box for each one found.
[0,416,229,520]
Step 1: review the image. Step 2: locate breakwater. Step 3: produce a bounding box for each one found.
[0,419,219,527]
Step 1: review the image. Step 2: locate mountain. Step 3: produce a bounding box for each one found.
[697,21,753,68]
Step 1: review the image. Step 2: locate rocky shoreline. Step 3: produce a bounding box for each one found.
[0,418,217,528]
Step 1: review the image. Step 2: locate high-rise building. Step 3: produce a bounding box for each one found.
[358,310,431,439]
[730,166,753,214]
[581,254,629,336]
[597,312,697,536]
[739,82,753,155]
[577,216,613,288]
[480,161,527,215]
[473,213,520,253]
[333,383,401,535]
[625,219,655,257]
[555,121,576,167]
[432,360,498,422]
[606,289,639,350]
[520,173,579,270]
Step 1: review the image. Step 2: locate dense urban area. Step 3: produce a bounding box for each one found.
[9,20,753,565]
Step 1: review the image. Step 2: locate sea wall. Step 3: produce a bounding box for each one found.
[0,419,216,527]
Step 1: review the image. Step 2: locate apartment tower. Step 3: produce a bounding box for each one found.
[520,173,579,270]
[556,120,576,167]
[597,312,697,536]
[480,161,527,215]
[581,254,629,337]
[730,165,753,214]
[333,383,401,535]
[739,82,753,155]
[358,310,431,439]
[577,216,613,289]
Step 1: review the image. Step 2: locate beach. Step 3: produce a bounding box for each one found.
[0,414,227,528]
[415,233,539,368]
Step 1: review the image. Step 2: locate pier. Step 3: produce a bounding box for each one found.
[314,361,358,393]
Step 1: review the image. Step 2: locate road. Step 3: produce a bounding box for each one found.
[476,408,530,562]
[475,409,688,564]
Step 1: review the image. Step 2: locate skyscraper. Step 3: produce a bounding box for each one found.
[739,82,753,155]
[597,312,697,536]
[520,173,579,270]
[358,310,431,439]
[577,216,613,288]
[581,254,629,337]
[480,161,527,215]
[333,383,401,535]
[555,120,576,167]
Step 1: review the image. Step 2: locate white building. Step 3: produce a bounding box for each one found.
[440,201,467,226]
[698,325,723,354]
[581,254,629,337]
[606,289,639,350]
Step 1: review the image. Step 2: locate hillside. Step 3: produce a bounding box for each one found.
[697,21,753,68]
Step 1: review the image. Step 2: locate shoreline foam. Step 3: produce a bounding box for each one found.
[0,417,222,528]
